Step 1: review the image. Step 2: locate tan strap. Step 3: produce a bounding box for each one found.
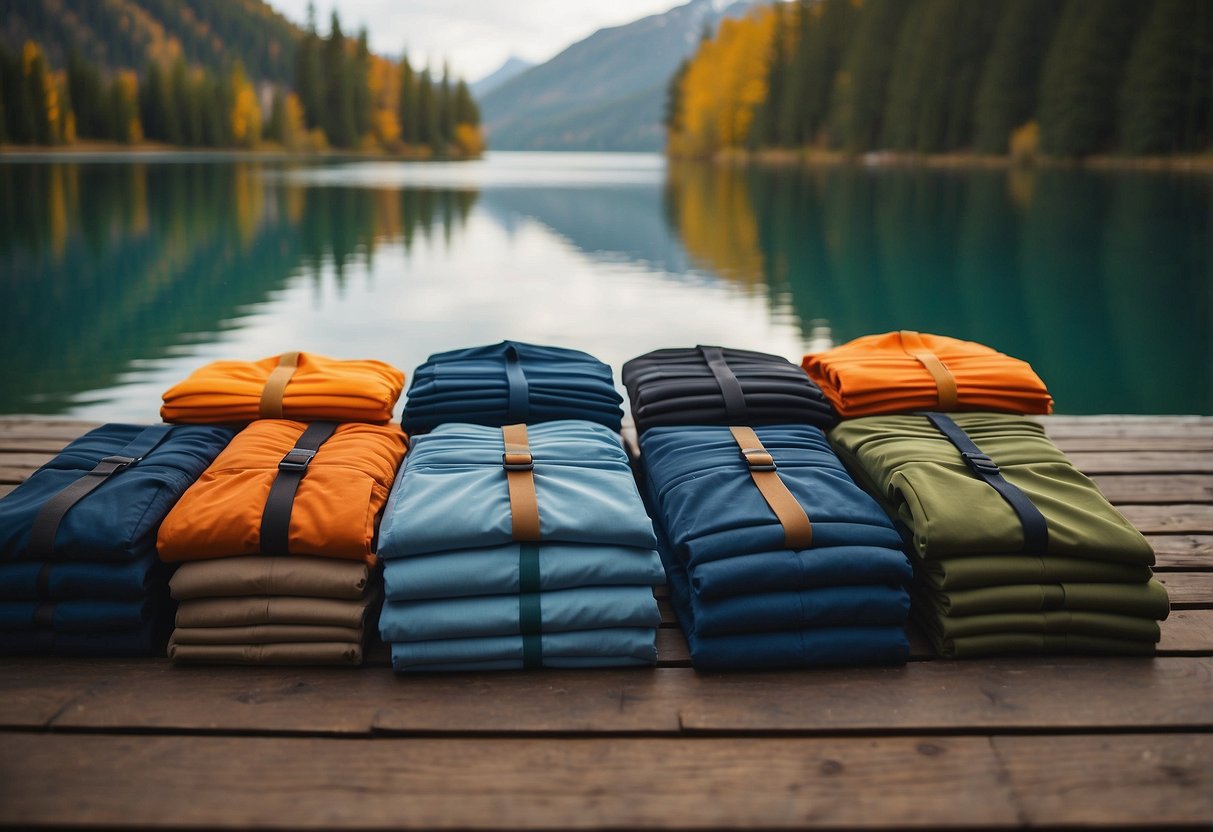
[259,351,301,419]
[899,331,957,410]
[728,426,813,550]
[502,423,541,542]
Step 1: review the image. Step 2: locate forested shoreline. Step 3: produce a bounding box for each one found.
[666,0,1212,164]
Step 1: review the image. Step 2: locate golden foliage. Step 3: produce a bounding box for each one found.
[228,66,261,148]
[1009,120,1040,163]
[667,161,764,284]
[669,7,777,157]
[454,122,485,157]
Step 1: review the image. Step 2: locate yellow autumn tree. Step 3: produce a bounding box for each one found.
[228,63,261,148]
[670,7,776,158]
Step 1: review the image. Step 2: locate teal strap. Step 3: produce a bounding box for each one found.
[519,543,542,668]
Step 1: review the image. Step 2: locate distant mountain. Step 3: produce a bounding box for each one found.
[471,56,534,99]
[0,0,299,83]
[480,0,756,152]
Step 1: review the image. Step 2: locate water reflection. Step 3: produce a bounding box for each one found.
[0,154,1208,417]
[668,163,1212,414]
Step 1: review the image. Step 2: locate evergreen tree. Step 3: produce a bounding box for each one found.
[663,57,689,134]
[751,2,786,148]
[828,0,909,151]
[777,1,810,146]
[799,0,858,145]
[199,74,227,147]
[973,0,1062,153]
[416,67,440,153]
[140,62,164,141]
[66,50,101,139]
[266,88,287,144]
[352,28,373,140]
[171,57,201,146]
[880,4,928,149]
[1038,0,1149,157]
[453,79,479,126]
[0,46,8,144]
[323,11,356,147]
[438,64,455,145]
[295,3,325,130]
[398,53,418,145]
[1120,0,1213,154]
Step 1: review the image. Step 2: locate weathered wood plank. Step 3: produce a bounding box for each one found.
[1151,535,1213,570]
[1157,573,1213,608]
[1055,436,1213,452]
[1062,452,1213,475]
[0,734,1025,829]
[1120,505,1213,534]
[992,733,1213,827]
[1159,611,1213,654]
[1093,474,1213,505]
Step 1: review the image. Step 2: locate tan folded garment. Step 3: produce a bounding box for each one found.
[168,641,363,665]
[169,556,373,601]
[175,595,373,629]
[170,624,364,645]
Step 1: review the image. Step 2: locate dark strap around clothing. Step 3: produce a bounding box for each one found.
[28,423,175,558]
[504,344,530,423]
[924,412,1049,552]
[900,331,958,410]
[502,424,541,542]
[33,604,55,629]
[259,421,339,555]
[36,563,53,601]
[259,351,300,419]
[519,542,542,668]
[728,426,813,550]
[700,346,747,421]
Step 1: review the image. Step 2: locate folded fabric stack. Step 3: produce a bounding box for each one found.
[161,350,405,424]
[639,424,913,670]
[806,330,1167,657]
[402,341,624,434]
[378,420,664,671]
[157,351,408,665]
[623,345,837,432]
[0,423,234,655]
[802,330,1054,418]
[829,413,1167,657]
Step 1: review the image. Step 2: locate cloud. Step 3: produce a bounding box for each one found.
[270,0,685,81]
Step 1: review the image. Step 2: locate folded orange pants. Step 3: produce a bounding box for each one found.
[802,331,1053,418]
[157,420,407,564]
[161,351,406,424]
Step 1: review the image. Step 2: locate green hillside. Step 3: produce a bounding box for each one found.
[0,0,299,83]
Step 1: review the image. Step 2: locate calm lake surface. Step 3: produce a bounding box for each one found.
[1,151,1209,419]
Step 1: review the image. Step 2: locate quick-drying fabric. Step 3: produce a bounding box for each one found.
[379,584,660,642]
[0,555,163,602]
[802,331,1053,417]
[169,556,371,601]
[930,578,1171,618]
[0,599,152,632]
[171,624,364,644]
[690,545,911,601]
[390,627,657,671]
[828,413,1154,563]
[175,595,374,629]
[0,423,235,563]
[918,555,1154,591]
[382,543,664,601]
[623,346,836,432]
[169,641,363,665]
[157,420,407,564]
[161,351,405,424]
[402,341,623,434]
[378,421,656,558]
[640,425,903,566]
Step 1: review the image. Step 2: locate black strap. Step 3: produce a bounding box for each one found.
[28,424,175,558]
[260,422,339,555]
[36,563,53,601]
[925,413,1049,552]
[505,344,530,423]
[519,542,542,668]
[699,346,747,421]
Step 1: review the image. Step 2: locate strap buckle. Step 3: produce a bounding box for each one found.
[739,447,777,472]
[91,455,139,475]
[961,451,999,475]
[279,447,317,471]
[503,451,534,471]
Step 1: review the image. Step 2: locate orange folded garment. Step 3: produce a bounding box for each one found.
[161,351,406,424]
[157,420,407,564]
[802,331,1053,418]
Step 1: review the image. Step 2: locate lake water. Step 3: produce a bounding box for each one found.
[0,151,1209,419]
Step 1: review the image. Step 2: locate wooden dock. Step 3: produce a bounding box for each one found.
[1,416,1211,829]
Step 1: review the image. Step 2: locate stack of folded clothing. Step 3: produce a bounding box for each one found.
[802,330,1054,417]
[829,412,1168,657]
[378,420,664,671]
[157,351,409,665]
[0,423,234,655]
[623,345,837,432]
[402,341,624,434]
[639,424,913,670]
[161,350,405,424]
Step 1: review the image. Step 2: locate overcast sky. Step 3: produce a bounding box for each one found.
[269,0,689,83]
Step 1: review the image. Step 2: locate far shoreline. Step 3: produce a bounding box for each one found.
[0,140,483,163]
